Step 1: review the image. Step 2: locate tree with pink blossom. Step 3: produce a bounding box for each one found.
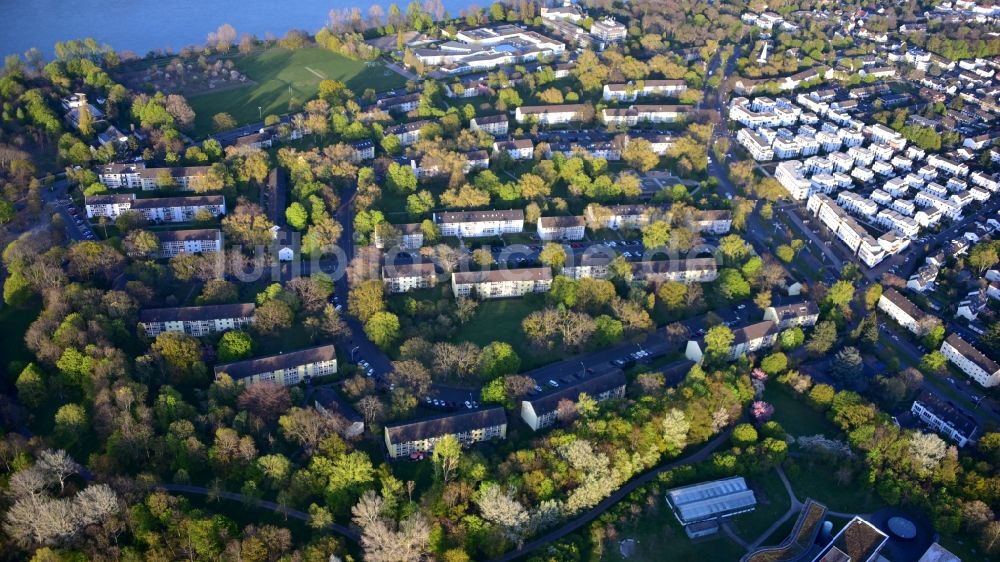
[750,400,775,424]
[750,368,768,382]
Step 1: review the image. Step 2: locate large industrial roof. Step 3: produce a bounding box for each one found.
[666,476,757,523]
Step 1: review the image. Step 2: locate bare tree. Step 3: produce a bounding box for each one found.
[477,485,529,542]
[37,449,81,494]
[352,490,385,528]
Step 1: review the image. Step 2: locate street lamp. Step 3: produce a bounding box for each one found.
[258,106,262,120]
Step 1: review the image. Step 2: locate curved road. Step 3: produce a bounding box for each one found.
[154,483,361,542]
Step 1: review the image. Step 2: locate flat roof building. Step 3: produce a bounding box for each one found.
[666,476,757,526]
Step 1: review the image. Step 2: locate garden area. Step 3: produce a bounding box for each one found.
[455,295,567,371]
[186,47,406,136]
[763,383,840,438]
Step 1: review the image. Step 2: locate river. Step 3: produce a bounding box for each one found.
[0,0,478,59]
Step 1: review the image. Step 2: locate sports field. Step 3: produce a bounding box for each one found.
[188,47,407,136]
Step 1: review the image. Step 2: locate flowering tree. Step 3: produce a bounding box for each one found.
[750,368,768,382]
[750,368,768,397]
[750,401,775,424]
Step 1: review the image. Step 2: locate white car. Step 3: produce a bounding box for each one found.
[548,379,559,387]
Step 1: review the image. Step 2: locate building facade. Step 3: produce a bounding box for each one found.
[384,408,508,458]
[214,344,338,386]
[139,303,255,337]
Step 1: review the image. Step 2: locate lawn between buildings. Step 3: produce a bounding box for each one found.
[187,47,407,137]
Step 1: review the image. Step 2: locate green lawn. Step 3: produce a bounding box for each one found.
[730,469,792,541]
[455,295,565,370]
[0,299,42,379]
[604,503,747,562]
[783,461,884,514]
[764,383,840,438]
[188,47,406,137]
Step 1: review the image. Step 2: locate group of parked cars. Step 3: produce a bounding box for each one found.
[65,200,95,240]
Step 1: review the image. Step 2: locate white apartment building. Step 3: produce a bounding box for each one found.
[867,123,907,151]
[837,191,879,218]
[763,301,820,329]
[382,263,438,294]
[691,210,733,234]
[537,215,586,240]
[772,136,801,159]
[152,229,223,258]
[890,198,915,216]
[601,105,686,126]
[941,333,1000,387]
[915,191,962,219]
[630,259,719,284]
[434,209,524,237]
[97,163,213,191]
[878,288,932,335]
[139,303,255,337]
[451,267,553,299]
[215,345,338,387]
[563,252,613,280]
[373,222,424,250]
[470,114,509,136]
[876,209,920,238]
[602,80,687,102]
[870,189,893,206]
[587,204,664,230]
[84,194,226,222]
[385,120,431,146]
[775,161,811,200]
[737,128,774,161]
[385,408,507,458]
[970,171,999,192]
[492,139,534,160]
[912,393,977,447]
[521,368,626,431]
[515,104,585,125]
[927,154,970,177]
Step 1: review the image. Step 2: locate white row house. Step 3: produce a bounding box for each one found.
[914,191,963,219]
[470,114,509,136]
[601,105,687,126]
[385,120,432,146]
[890,198,915,216]
[215,345,337,387]
[97,163,213,191]
[382,263,438,294]
[867,123,907,151]
[884,177,909,197]
[806,194,885,267]
[876,208,920,238]
[927,154,970,177]
[970,171,999,192]
[837,191,879,218]
[152,229,223,258]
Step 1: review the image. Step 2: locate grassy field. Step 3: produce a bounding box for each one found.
[188,47,407,136]
[730,470,792,540]
[455,295,566,371]
[604,505,748,562]
[764,383,840,438]
[784,461,884,514]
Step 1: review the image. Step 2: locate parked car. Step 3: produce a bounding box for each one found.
[548,379,559,388]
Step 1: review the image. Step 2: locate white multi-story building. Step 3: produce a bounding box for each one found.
[876,208,920,238]
[737,128,774,161]
[772,136,801,159]
[590,18,627,42]
[587,204,665,230]
[970,171,999,192]
[837,191,879,218]
[97,163,214,191]
[492,139,534,160]
[851,167,875,184]
[215,345,337,386]
[84,194,226,222]
[382,263,438,294]
[385,120,431,146]
[915,191,962,219]
[139,303,255,337]
[690,210,734,234]
[452,267,552,299]
[867,123,907,151]
[602,80,687,102]
[763,300,820,329]
[941,333,1000,387]
[470,114,509,136]
[911,392,978,447]
[878,287,933,335]
[385,408,507,458]
[776,161,811,200]
[829,152,855,172]
[630,259,719,284]
[890,198,915,216]
[602,105,686,126]
[434,209,524,237]
[537,215,586,240]
[515,104,585,125]
[152,229,223,258]
[870,189,893,206]
[521,368,625,430]
[927,154,970,177]
[373,222,424,250]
